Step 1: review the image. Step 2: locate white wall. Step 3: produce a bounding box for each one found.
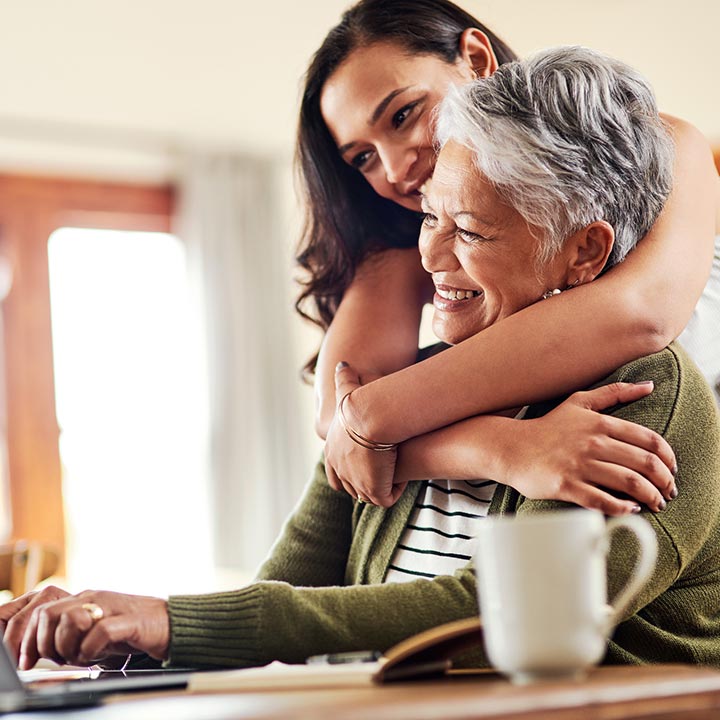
[0,0,717,175]
[467,0,720,143]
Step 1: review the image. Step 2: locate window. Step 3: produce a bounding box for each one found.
[48,228,211,594]
[0,174,209,594]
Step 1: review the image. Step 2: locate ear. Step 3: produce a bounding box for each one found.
[457,28,498,79]
[564,221,615,285]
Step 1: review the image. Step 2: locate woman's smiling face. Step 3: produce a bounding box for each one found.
[320,42,472,212]
[420,141,569,345]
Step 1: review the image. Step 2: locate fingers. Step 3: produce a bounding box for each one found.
[555,482,643,517]
[20,594,89,669]
[574,381,654,412]
[3,586,70,663]
[16,592,169,669]
[390,482,409,504]
[568,457,666,512]
[78,615,135,665]
[599,440,675,508]
[324,457,343,493]
[334,361,361,404]
[0,592,37,631]
[325,456,361,500]
[600,415,677,497]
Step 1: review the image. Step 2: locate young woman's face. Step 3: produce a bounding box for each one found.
[321,42,473,212]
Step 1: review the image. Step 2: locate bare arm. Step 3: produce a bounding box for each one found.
[314,247,432,438]
[345,116,718,442]
[393,382,677,515]
[331,363,676,514]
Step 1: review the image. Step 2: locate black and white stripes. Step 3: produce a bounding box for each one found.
[384,479,496,582]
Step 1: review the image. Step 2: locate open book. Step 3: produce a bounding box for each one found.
[188,616,485,693]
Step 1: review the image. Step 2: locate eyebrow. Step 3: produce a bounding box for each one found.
[370,86,411,125]
[453,210,499,227]
[337,86,412,156]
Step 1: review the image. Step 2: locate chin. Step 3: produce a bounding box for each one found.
[433,322,471,347]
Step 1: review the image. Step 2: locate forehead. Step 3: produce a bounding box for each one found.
[429,141,500,214]
[320,42,451,131]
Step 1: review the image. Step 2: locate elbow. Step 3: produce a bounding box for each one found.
[622,286,677,355]
[637,321,675,357]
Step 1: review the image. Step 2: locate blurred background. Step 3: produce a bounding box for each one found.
[0,0,718,598]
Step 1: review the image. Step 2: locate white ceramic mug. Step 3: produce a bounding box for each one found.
[473,509,657,684]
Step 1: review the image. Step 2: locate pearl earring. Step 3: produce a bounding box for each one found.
[542,279,580,300]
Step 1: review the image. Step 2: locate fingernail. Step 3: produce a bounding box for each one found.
[670,486,678,499]
[658,499,667,512]
[672,464,678,477]
[631,504,642,514]
[335,361,348,372]
[636,380,654,386]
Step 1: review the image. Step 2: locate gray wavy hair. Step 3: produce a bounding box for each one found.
[435,46,674,269]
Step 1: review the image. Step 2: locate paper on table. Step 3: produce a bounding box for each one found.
[188,616,484,693]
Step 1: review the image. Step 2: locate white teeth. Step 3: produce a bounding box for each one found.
[437,287,480,301]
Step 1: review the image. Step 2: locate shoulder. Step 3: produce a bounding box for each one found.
[660,113,713,155]
[597,343,718,437]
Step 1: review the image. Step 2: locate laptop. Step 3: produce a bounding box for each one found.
[0,640,195,712]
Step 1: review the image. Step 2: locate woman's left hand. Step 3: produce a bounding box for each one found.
[324,363,406,507]
[12,589,169,670]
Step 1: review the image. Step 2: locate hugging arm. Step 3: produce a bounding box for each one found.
[329,362,677,514]
[393,382,677,516]
[321,116,718,504]
[314,247,432,439]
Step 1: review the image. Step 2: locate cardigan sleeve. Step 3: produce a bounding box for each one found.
[253,459,355,588]
[167,569,480,668]
[168,456,481,669]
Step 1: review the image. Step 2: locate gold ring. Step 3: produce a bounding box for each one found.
[356,495,366,504]
[81,602,104,623]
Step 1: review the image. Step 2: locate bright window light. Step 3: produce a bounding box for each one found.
[48,228,212,596]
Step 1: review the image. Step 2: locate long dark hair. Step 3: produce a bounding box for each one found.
[295,0,517,377]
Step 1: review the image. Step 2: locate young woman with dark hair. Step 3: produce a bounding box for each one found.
[294,0,719,509]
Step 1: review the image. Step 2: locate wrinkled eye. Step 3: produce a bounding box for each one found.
[456,228,487,244]
[421,212,438,228]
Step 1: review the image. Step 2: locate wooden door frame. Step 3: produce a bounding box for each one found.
[0,174,173,562]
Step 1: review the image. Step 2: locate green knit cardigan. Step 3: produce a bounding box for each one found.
[167,343,720,669]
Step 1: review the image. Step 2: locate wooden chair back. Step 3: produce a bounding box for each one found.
[0,540,60,598]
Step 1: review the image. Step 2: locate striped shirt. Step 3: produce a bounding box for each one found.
[384,478,497,583]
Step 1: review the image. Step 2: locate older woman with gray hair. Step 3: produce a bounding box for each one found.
[2,46,719,672]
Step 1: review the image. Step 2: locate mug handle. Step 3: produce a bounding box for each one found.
[604,514,658,629]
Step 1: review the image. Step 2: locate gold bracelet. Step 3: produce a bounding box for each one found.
[337,391,398,452]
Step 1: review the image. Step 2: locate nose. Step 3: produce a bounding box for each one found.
[378,143,416,186]
[419,225,459,274]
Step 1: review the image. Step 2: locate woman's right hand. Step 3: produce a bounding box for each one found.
[494,381,677,514]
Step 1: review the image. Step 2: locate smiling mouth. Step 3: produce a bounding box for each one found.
[436,286,482,301]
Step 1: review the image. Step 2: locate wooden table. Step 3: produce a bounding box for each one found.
[10,664,720,720]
